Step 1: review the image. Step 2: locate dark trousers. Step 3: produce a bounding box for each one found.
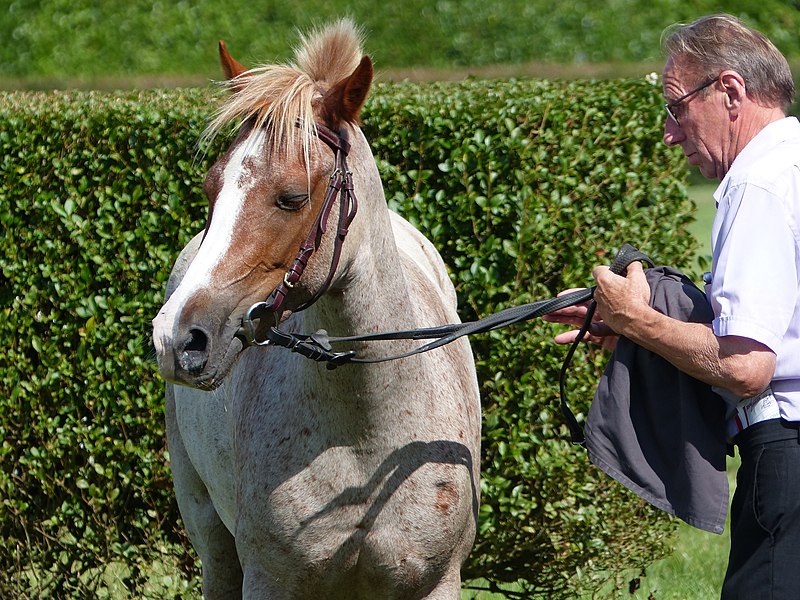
[721,419,800,600]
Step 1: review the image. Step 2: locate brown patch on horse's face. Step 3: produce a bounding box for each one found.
[152,122,334,388]
[201,124,325,294]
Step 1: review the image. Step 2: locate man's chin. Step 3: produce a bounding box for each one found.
[697,164,718,180]
[688,156,716,179]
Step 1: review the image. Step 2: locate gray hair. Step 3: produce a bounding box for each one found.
[661,14,794,111]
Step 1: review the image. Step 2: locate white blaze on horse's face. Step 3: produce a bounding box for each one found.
[183,129,268,301]
[152,125,308,389]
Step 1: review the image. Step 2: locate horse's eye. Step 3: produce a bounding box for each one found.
[277,194,309,211]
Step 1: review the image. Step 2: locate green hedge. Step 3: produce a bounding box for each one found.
[0,77,694,598]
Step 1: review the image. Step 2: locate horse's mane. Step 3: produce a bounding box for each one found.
[203,19,364,160]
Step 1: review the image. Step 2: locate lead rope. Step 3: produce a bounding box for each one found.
[558,300,598,444]
[559,244,653,444]
[248,243,653,442]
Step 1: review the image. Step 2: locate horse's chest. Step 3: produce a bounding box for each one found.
[177,354,477,592]
[237,423,388,535]
[173,385,238,528]
[235,440,464,593]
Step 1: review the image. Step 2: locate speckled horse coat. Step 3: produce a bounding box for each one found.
[152,20,481,600]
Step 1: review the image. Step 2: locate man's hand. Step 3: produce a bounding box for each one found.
[591,260,652,336]
[542,288,619,352]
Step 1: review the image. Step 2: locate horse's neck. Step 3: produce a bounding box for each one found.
[286,130,455,419]
[267,205,462,441]
[309,131,420,336]
[310,211,413,337]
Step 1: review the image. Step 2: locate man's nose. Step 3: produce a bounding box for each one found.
[663,117,684,146]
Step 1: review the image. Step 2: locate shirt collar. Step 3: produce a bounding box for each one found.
[713,116,800,206]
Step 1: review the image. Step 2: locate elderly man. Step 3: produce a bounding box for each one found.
[546,14,800,599]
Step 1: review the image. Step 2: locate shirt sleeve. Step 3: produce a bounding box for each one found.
[710,182,797,352]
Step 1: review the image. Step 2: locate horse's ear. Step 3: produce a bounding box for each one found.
[219,40,249,90]
[319,55,374,127]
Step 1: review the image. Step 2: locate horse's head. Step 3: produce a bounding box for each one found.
[152,20,373,388]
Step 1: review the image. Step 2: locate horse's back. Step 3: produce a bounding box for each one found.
[389,211,478,405]
[389,212,459,316]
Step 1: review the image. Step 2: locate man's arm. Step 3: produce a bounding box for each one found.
[593,261,776,399]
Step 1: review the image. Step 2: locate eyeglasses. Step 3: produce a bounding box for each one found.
[664,76,718,126]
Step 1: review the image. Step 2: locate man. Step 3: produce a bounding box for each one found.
[544,14,800,599]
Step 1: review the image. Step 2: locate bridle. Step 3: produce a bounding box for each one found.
[240,123,357,345]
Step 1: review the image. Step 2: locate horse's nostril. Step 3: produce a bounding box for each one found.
[185,329,208,352]
[178,328,209,374]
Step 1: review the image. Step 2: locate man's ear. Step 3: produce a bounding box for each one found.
[719,70,747,117]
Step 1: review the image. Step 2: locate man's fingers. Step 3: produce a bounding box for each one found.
[542,289,592,323]
[554,329,606,346]
[556,287,588,297]
[554,330,582,345]
[541,306,589,324]
[626,260,645,277]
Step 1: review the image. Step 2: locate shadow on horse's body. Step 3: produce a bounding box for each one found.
[153,20,481,599]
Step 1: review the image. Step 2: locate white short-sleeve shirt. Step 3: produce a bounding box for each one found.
[709,117,800,421]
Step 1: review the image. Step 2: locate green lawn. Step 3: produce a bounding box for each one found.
[630,456,737,599]
[617,181,731,599]
[629,180,729,599]
[687,181,718,257]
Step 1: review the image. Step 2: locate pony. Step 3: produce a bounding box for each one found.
[152,19,481,599]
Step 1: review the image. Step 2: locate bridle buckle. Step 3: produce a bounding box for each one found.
[241,302,279,346]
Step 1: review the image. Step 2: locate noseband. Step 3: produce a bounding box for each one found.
[241,123,358,345]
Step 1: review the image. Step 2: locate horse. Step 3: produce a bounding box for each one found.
[151,19,481,599]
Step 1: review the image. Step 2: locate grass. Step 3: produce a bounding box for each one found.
[614,181,732,599]
[630,458,737,600]
[686,180,718,257]
[627,179,728,599]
